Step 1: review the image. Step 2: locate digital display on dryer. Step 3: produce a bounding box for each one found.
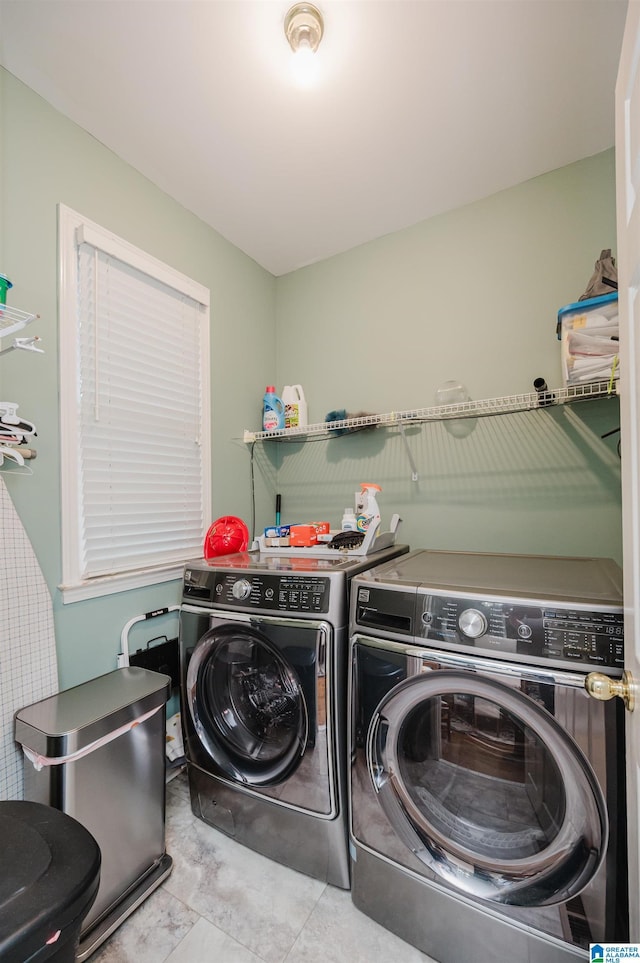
[542,609,624,666]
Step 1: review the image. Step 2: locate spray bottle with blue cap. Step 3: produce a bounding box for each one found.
[356,483,382,534]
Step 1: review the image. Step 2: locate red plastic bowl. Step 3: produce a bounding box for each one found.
[204,516,250,558]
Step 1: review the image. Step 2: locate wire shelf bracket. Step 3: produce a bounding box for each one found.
[0,306,39,341]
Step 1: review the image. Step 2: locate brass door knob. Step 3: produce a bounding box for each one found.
[585,669,635,711]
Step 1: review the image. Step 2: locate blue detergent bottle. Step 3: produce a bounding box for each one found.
[263,386,285,430]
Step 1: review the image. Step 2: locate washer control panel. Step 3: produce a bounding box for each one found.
[183,567,331,614]
[418,594,624,668]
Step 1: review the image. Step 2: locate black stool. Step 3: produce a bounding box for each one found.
[0,801,101,963]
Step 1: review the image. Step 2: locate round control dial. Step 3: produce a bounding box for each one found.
[231,578,252,601]
[458,608,488,639]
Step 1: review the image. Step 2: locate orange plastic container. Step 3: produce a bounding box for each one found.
[289,525,318,547]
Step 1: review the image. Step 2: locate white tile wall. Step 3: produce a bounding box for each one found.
[0,477,58,799]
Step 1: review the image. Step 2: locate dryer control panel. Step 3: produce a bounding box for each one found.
[352,550,624,672]
[417,594,624,669]
[353,585,624,670]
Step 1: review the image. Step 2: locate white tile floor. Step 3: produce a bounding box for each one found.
[90,770,434,963]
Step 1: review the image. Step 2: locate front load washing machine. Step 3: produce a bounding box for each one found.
[348,549,628,961]
[179,544,408,889]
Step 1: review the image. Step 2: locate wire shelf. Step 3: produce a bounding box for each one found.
[0,306,39,340]
[243,381,618,443]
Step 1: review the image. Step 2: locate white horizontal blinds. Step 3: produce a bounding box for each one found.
[76,242,205,578]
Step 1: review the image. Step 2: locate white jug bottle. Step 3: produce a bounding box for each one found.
[341,508,358,531]
[282,385,308,429]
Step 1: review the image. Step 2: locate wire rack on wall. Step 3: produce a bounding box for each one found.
[243,380,618,444]
[0,306,43,358]
[0,306,39,340]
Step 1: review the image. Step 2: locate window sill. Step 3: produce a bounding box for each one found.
[59,563,191,604]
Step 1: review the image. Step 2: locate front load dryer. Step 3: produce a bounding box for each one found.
[348,549,628,961]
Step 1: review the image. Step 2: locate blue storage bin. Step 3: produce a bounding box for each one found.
[556,292,619,387]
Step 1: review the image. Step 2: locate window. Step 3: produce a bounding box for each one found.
[58,204,211,602]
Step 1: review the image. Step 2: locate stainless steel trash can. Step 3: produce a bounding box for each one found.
[15,667,172,961]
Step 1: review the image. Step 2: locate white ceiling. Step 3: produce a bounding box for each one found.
[0,0,629,276]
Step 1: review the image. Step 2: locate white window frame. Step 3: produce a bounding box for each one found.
[58,204,211,603]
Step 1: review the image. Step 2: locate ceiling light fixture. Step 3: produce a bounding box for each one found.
[285,3,324,55]
[284,3,324,85]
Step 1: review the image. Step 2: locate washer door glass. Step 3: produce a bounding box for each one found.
[368,669,607,906]
[187,623,308,786]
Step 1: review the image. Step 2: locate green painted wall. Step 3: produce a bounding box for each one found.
[0,67,622,690]
[270,150,621,561]
[0,69,277,686]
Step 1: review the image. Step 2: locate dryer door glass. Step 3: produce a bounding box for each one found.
[187,623,308,786]
[368,669,607,906]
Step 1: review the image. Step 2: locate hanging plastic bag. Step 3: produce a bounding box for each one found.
[579,249,618,301]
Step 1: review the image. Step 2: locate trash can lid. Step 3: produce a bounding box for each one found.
[15,667,171,757]
[0,815,52,903]
[0,801,100,963]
